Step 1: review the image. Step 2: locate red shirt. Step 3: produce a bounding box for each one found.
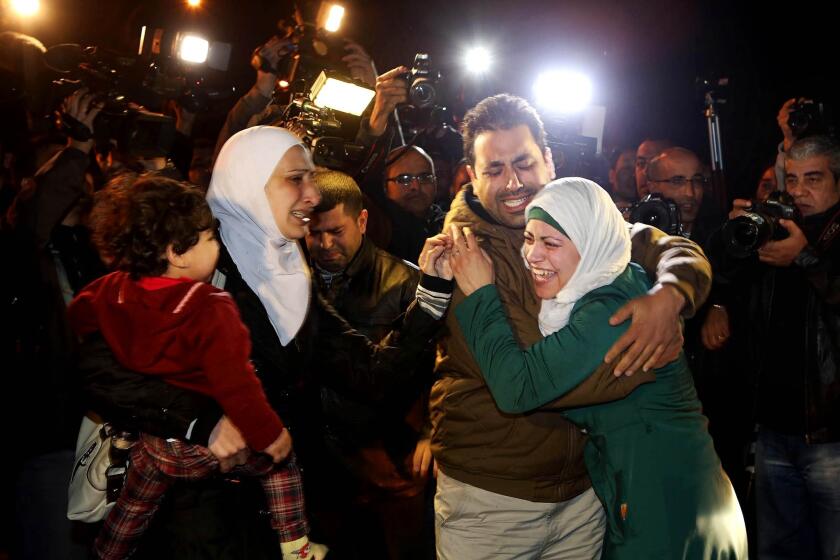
[68,271,284,450]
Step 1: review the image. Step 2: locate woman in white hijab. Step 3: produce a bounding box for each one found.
[204,126,447,556]
[448,177,748,559]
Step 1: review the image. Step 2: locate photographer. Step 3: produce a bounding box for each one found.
[713,135,840,558]
[213,35,383,161]
[644,147,719,243]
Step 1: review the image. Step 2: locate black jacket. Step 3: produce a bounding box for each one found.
[711,207,840,443]
[315,237,432,476]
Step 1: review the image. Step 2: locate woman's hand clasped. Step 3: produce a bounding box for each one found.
[449,225,495,296]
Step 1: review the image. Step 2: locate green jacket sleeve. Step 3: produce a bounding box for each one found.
[456,284,641,414]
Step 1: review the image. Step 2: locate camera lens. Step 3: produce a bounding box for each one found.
[630,203,668,230]
[722,213,771,258]
[410,79,436,108]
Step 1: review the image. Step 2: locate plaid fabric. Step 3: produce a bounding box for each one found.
[94,433,309,559]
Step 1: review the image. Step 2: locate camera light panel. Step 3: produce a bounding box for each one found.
[533,70,593,114]
[179,35,209,64]
[311,74,375,116]
[324,4,345,32]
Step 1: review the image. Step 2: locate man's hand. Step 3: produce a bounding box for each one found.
[358,447,415,492]
[449,225,494,296]
[262,428,293,464]
[62,88,103,154]
[777,97,810,152]
[342,40,376,87]
[701,305,730,351]
[368,66,408,137]
[411,438,437,479]
[757,219,808,267]
[172,100,196,136]
[418,233,453,279]
[729,198,752,220]
[254,36,294,97]
[605,283,686,375]
[208,415,250,472]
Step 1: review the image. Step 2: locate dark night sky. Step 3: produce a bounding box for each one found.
[4,0,836,197]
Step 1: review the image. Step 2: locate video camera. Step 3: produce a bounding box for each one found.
[275,70,374,171]
[252,1,348,86]
[721,191,800,258]
[629,193,682,236]
[45,29,234,157]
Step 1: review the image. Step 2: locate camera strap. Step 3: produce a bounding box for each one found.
[816,206,840,253]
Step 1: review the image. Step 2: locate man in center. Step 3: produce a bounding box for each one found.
[432,94,713,558]
[305,169,434,559]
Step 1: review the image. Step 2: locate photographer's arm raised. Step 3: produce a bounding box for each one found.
[213,37,292,160]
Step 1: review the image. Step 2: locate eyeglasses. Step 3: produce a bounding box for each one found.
[648,175,709,188]
[386,172,436,188]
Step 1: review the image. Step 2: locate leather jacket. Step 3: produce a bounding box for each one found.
[315,237,434,491]
[710,208,840,443]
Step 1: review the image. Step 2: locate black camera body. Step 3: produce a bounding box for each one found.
[47,41,233,157]
[788,100,833,139]
[721,191,800,258]
[403,53,441,110]
[278,95,366,171]
[629,193,682,236]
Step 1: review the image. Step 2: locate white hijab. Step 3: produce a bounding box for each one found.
[207,126,311,346]
[524,178,631,336]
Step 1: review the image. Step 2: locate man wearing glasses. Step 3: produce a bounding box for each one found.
[379,145,446,262]
[646,147,710,239]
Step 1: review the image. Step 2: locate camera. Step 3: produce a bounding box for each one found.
[721,191,800,258]
[276,89,368,172]
[629,193,682,236]
[788,100,832,139]
[45,32,234,157]
[253,1,348,86]
[403,53,441,110]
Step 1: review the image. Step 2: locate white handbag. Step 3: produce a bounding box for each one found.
[67,416,114,522]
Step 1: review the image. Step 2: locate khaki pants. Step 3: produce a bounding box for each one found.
[435,470,605,559]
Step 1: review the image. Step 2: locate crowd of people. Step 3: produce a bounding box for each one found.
[2,27,838,560]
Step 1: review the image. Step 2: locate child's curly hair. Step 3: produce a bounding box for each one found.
[88,173,216,279]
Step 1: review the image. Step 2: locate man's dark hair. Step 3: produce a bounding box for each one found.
[460,94,547,166]
[313,169,364,216]
[88,174,215,279]
[789,135,840,181]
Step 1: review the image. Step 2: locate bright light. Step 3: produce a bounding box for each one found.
[324,4,345,32]
[11,0,40,17]
[187,0,201,6]
[464,46,492,74]
[311,72,375,116]
[278,79,290,89]
[178,35,209,64]
[533,70,593,114]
